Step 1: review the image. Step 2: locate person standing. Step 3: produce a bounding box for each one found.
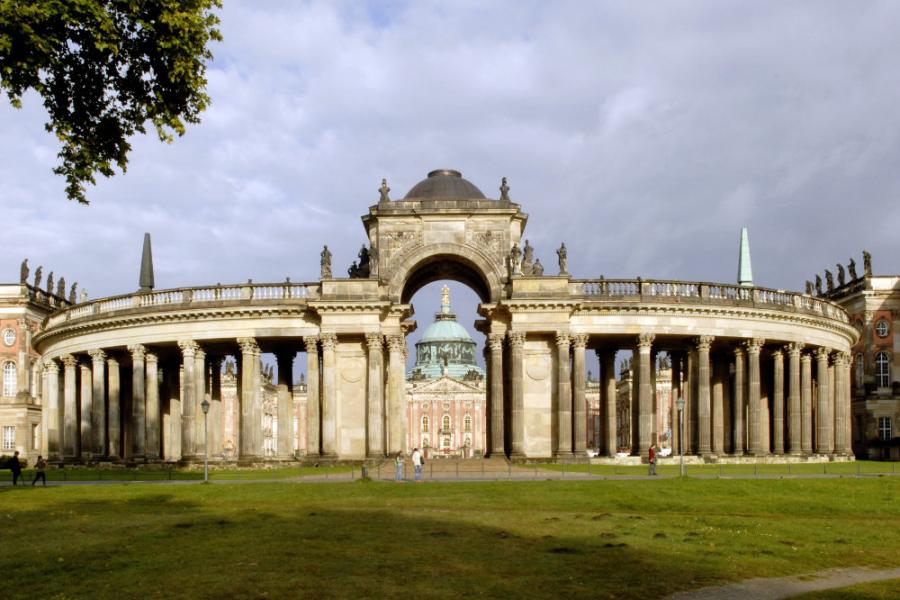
[32,455,47,486]
[394,452,405,483]
[648,444,657,476]
[9,451,22,485]
[411,447,424,482]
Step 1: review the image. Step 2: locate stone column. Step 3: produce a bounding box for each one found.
[787,344,802,455]
[45,360,61,460]
[62,355,79,460]
[828,357,836,454]
[128,344,146,460]
[746,338,765,456]
[771,348,785,455]
[178,340,198,459]
[637,333,655,459]
[209,356,223,456]
[365,334,384,458]
[801,352,813,454]
[88,350,106,457]
[833,353,846,454]
[304,336,320,457]
[237,337,261,460]
[488,333,505,457]
[815,347,831,454]
[320,333,338,457]
[79,362,92,459]
[16,318,29,396]
[508,332,526,457]
[194,347,207,457]
[572,334,588,455]
[385,334,405,455]
[108,357,121,459]
[732,347,745,455]
[712,354,725,455]
[840,354,852,455]
[145,352,160,460]
[670,352,682,456]
[598,349,617,457]
[696,336,713,456]
[275,351,295,459]
[555,333,573,457]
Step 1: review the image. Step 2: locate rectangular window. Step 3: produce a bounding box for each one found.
[878,417,892,441]
[2,426,14,451]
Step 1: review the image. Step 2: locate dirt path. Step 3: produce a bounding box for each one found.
[666,567,900,600]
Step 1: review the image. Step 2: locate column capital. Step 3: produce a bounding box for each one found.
[508,331,526,348]
[127,344,146,359]
[319,333,338,350]
[800,352,813,364]
[384,334,403,352]
[835,351,850,365]
[195,347,206,361]
[744,338,765,354]
[107,355,119,367]
[88,348,106,363]
[60,354,78,368]
[636,333,655,349]
[365,333,384,351]
[770,347,784,359]
[145,352,159,365]
[236,337,259,355]
[786,342,804,357]
[488,333,505,351]
[303,335,319,352]
[555,332,570,348]
[694,335,714,351]
[813,346,831,360]
[733,346,745,358]
[44,358,59,373]
[571,333,588,349]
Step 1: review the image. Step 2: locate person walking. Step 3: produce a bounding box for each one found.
[394,452,405,482]
[32,455,47,486]
[648,444,657,476]
[411,447,424,482]
[9,450,22,486]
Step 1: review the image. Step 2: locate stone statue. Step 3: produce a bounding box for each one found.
[556,243,568,275]
[369,245,378,276]
[46,271,54,296]
[357,245,370,278]
[805,280,813,295]
[320,245,332,279]
[33,266,42,290]
[836,263,845,287]
[20,259,28,285]
[441,284,450,307]
[69,283,77,304]
[80,289,88,303]
[509,242,522,276]
[848,258,858,280]
[532,259,544,276]
[348,261,359,278]
[815,275,822,296]
[522,240,534,274]
[57,277,65,299]
[378,178,391,203]
[863,250,872,276]
[825,269,834,292]
[499,177,510,202]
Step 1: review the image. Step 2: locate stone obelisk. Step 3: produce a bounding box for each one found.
[139,233,155,292]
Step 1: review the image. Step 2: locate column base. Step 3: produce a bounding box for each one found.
[555,451,574,459]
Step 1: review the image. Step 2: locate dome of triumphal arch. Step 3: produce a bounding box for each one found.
[29,169,858,466]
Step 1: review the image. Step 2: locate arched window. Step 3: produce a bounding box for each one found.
[855,354,864,390]
[442,415,451,432]
[2,362,16,397]
[464,414,472,432]
[421,415,429,433]
[875,352,891,388]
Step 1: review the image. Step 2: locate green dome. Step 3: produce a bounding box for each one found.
[420,319,475,343]
[408,285,485,381]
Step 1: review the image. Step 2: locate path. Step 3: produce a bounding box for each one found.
[666,567,900,600]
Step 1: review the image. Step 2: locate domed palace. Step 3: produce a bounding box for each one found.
[406,286,485,458]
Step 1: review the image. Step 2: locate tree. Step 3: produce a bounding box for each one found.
[0,0,222,204]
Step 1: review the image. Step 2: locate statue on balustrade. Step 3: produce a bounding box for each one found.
[805,280,813,295]
[836,263,845,287]
[69,283,77,304]
[20,259,28,285]
[357,245,370,278]
[80,289,88,303]
[320,245,332,279]
[57,277,65,299]
[378,178,391,203]
[347,261,359,278]
[33,266,42,290]
[532,259,544,276]
[509,242,522,276]
[522,240,534,274]
[863,250,872,276]
[557,243,568,275]
[848,258,858,281]
[46,272,54,296]
[499,177,510,202]
[815,275,822,296]
[825,270,834,292]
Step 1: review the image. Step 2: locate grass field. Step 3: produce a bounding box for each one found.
[1,477,899,599]
[792,579,900,599]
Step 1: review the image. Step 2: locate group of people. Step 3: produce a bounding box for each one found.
[5,451,47,486]
[394,448,425,483]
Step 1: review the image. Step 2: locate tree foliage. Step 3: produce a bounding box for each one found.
[0,0,222,203]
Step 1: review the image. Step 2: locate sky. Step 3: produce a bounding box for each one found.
[2,1,899,373]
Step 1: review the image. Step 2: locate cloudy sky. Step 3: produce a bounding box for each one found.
[2,1,899,369]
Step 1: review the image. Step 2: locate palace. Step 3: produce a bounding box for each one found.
[1,169,860,465]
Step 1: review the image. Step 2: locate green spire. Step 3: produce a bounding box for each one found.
[738,227,753,287]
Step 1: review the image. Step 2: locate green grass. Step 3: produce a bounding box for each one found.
[1,478,899,599]
[791,578,900,599]
[534,459,898,477]
[12,464,352,482]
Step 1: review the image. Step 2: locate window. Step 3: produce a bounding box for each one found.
[875,352,891,388]
[2,426,14,450]
[464,414,472,432]
[878,417,892,441]
[855,354,864,390]
[875,319,890,338]
[421,416,429,433]
[2,362,16,397]
[442,415,450,432]
[2,328,15,347]
[442,436,451,448]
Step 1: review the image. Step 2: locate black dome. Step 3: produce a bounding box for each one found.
[403,169,486,200]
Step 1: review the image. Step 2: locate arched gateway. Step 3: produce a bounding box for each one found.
[33,169,857,463]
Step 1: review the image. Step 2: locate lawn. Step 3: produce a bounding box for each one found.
[1,478,899,599]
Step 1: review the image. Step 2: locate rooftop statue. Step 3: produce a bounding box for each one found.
[20,259,28,284]
[33,265,42,290]
[357,244,370,278]
[848,258,858,280]
[557,243,568,275]
[815,274,822,296]
[69,283,77,304]
[863,250,872,276]
[836,263,845,287]
[805,280,813,295]
[532,259,544,276]
[441,283,450,308]
[348,261,359,278]
[509,242,522,276]
[46,271,54,296]
[499,177,510,202]
[320,245,332,279]
[522,240,534,274]
[57,277,66,299]
[80,289,88,303]
[378,178,391,203]
[825,269,834,292]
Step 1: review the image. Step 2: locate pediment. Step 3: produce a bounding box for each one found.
[409,375,483,394]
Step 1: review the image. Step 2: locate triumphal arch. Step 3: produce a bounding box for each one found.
[32,169,857,463]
